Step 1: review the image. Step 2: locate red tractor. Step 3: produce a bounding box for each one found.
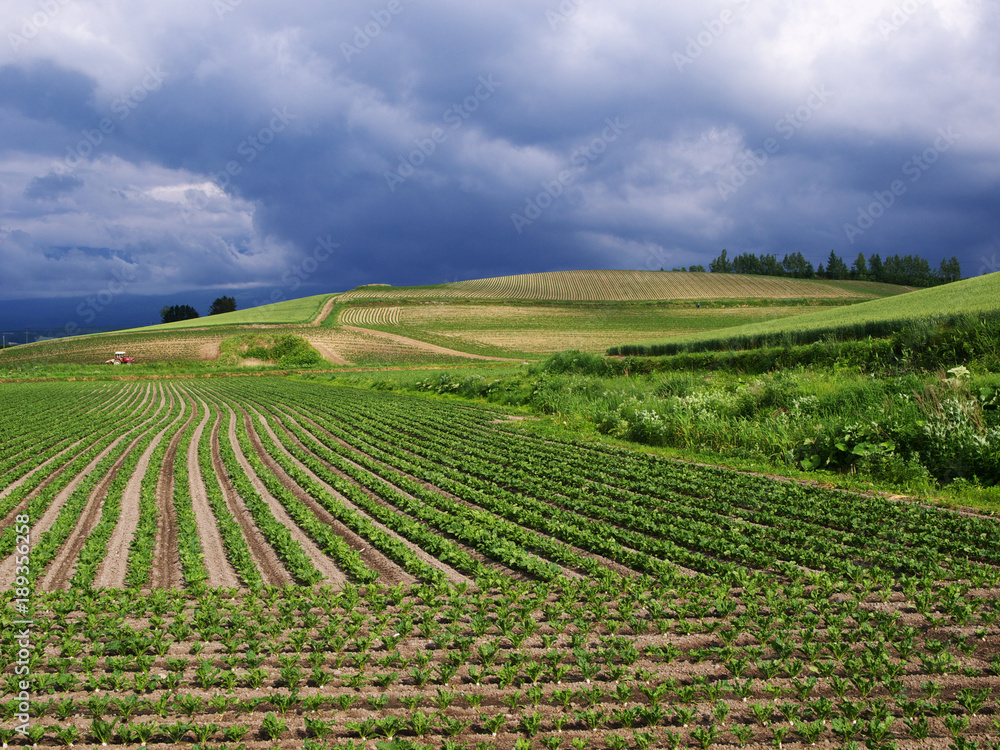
[106,351,136,365]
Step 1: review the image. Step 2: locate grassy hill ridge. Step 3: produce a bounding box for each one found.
[609,271,1000,355]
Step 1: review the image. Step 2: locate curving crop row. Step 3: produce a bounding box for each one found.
[195,390,321,586]
[194,400,263,588]
[70,386,181,588]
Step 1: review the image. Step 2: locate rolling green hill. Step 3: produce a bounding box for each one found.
[609,272,1000,356]
[1,270,915,368]
[341,270,910,302]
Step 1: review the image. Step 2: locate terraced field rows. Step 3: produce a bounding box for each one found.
[338,306,402,326]
[1,378,998,749]
[342,271,888,301]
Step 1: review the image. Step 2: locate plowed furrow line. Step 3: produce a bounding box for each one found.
[275,407,523,580]
[186,394,239,589]
[95,385,185,588]
[149,384,195,590]
[230,404,348,586]
[210,404,292,587]
[37,432,149,591]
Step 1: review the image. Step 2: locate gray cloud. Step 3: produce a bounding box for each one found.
[0,0,998,307]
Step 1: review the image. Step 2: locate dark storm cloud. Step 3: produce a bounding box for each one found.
[0,0,998,304]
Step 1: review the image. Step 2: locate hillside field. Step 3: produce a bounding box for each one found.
[609,272,1000,356]
[0,271,914,368]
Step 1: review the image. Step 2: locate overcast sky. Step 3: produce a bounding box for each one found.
[1,0,998,317]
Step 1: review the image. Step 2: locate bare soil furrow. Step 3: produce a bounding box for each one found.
[185,393,240,589]
[275,407,523,580]
[227,403,349,586]
[251,405,453,586]
[36,431,149,591]
[95,385,186,588]
[210,402,292,587]
[149,384,195,590]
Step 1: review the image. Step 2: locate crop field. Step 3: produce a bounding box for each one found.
[2,377,999,749]
[336,303,831,357]
[340,271,909,303]
[612,273,1000,355]
[0,329,227,367]
[339,307,402,327]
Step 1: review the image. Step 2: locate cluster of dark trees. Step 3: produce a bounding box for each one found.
[159,296,237,324]
[706,249,961,288]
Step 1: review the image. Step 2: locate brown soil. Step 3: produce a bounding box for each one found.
[339,324,524,361]
[310,295,340,325]
[212,402,294,587]
[184,392,240,589]
[306,338,353,365]
[229,405,349,586]
[94,385,186,588]
[148,383,197,590]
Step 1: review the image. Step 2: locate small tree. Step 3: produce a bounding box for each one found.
[709,249,733,274]
[208,296,237,316]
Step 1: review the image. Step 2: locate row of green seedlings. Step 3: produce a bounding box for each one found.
[9,576,996,687]
[125,383,192,587]
[167,391,210,586]
[2,681,997,749]
[69,387,182,588]
[330,378,1000,580]
[219,386,553,585]
[205,381,554,585]
[15,387,173,584]
[207,397,323,585]
[0,381,117,473]
[324,385,978,581]
[285,384,1000,631]
[0,384,152,559]
[193,401,263,587]
[223,399,384,584]
[235,397,506,587]
[70,386,183,587]
[242,384,643,582]
[266,383,880,583]
[251,396,621,583]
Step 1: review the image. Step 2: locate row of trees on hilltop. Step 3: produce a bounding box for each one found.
[707,250,961,288]
[159,296,236,324]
